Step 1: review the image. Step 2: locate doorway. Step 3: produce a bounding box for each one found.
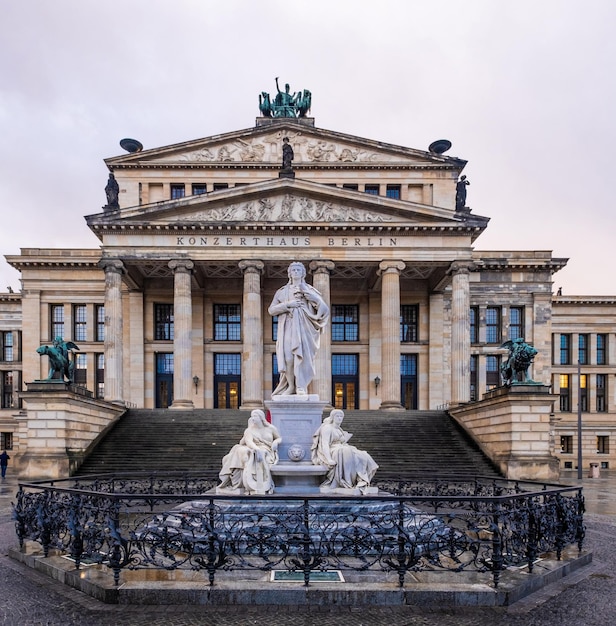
[214,353,241,409]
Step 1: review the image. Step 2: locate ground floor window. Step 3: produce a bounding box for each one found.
[95,353,104,399]
[332,354,358,409]
[1,372,13,408]
[214,353,241,409]
[597,435,610,455]
[559,374,571,412]
[401,354,418,410]
[155,353,174,408]
[0,432,12,450]
[560,435,573,454]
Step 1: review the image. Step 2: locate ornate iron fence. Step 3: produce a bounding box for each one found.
[12,474,585,589]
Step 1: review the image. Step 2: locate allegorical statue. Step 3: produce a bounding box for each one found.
[217,409,282,495]
[104,172,120,210]
[258,78,312,119]
[36,337,80,382]
[455,175,469,211]
[268,262,329,396]
[500,338,538,385]
[281,136,294,170]
[311,409,378,494]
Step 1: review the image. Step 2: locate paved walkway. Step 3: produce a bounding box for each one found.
[1,472,615,625]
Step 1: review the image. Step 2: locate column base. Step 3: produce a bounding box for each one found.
[379,401,405,411]
[240,401,264,410]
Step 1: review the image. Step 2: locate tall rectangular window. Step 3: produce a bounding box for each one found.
[508,306,524,341]
[170,184,185,199]
[400,304,419,343]
[214,304,241,341]
[73,305,87,342]
[560,435,573,454]
[1,372,12,408]
[578,334,589,365]
[486,307,501,344]
[364,184,380,195]
[470,354,478,401]
[1,332,13,362]
[0,432,12,450]
[560,334,571,365]
[96,305,105,342]
[486,355,501,390]
[470,307,479,344]
[579,374,588,412]
[51,305,64,340]
[192,183,207,195]
[154,304,174,340]
[559,374,571,411]
[597,374,607,412]
[96,353,105,399]
[386,184,401,199]
[597,334,607,365]
[597,436,610,454]
[272,315,279,342]
[331,305,359,342]
[74,353,87,386]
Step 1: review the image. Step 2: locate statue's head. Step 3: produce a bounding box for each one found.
[287,262,306,280]
[330,409,344,425]
[250,409,267,426]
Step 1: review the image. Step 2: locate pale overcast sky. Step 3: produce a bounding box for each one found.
[1,0,614,295]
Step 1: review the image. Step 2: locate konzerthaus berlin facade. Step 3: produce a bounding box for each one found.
[0,110,614,474]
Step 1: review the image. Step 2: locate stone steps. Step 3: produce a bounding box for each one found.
[76,408,501,478]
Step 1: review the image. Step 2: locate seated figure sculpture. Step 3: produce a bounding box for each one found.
[217,410,282,495]
[311,409,378,494]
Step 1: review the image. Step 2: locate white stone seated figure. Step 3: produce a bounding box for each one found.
[311,409,379,495]
[217,409,282,495]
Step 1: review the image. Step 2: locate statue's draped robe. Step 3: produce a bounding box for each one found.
[269,282,329,395]
[311,421,378,492]
[218,426,280,494]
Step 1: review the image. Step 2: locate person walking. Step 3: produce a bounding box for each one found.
[0,450,9,478]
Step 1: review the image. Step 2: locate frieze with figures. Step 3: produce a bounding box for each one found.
[176,195,393,223]
[169,131,403,164]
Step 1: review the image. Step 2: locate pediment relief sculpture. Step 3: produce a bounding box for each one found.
[153,131,424,165]
[174,195,394,224]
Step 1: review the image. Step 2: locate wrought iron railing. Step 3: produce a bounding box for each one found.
[12,473,585,589]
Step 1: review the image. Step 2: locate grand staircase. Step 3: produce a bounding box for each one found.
[75,409,501,478]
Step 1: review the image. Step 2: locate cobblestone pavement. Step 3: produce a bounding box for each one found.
[1,475,615,626]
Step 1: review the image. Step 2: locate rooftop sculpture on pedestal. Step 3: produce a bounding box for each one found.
[36,337,80,383]
[259,77,312,118]
[500,338,538,385]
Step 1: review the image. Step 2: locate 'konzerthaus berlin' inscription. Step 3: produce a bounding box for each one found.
[175,236,399,247]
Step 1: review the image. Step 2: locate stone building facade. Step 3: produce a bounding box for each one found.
[0,115,614,475]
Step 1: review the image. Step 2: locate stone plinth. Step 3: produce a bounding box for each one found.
[449,384,560,481]
[16,382,125,479]
[265,395,328,493]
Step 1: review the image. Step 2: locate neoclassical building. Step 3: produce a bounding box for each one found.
[0,109,614,474]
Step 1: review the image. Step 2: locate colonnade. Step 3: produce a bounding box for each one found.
[99,257,474,408]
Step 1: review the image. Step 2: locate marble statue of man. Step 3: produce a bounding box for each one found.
[268,262,329,396]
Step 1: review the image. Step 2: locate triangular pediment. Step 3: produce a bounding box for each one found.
[86,178,487,236]
[105,122,466,169]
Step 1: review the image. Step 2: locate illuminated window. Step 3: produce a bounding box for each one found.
[559,374,571,411]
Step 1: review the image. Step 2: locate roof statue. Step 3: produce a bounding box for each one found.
[259,78,312,119]
[36,337,80,383]
[500,338,538,386]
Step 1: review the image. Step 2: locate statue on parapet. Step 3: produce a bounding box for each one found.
[455,175,470,211]
[217,409,282,495]
[36,337,80,383]
[500,338,538,385]
[311,409,379,494]
[259,78,312,118]
[104,172,120,210]
[268,262,329,396]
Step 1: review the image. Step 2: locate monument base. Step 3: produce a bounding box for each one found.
[270,462,328,493]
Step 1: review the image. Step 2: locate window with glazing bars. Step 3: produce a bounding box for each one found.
[214,304,241,341]
[154,304,174,340]
[331,305,359,342]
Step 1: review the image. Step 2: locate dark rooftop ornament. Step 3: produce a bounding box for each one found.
[259,78,311,119]
[428,139,452,154]
[120,138,143,153]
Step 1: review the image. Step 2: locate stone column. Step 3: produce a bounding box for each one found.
[239,260,264,409]
[310,260,334,403]
[99,259,125,404]
[169,259,194,409]
[449,261,475,404]
[378,260,405,410]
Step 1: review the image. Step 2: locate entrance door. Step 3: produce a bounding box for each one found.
[332,354,359,409]
[401,354,418,410]
[214,353,241,409]
[155,353,174,408]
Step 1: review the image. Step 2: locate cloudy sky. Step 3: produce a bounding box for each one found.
[1,0,614,294]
